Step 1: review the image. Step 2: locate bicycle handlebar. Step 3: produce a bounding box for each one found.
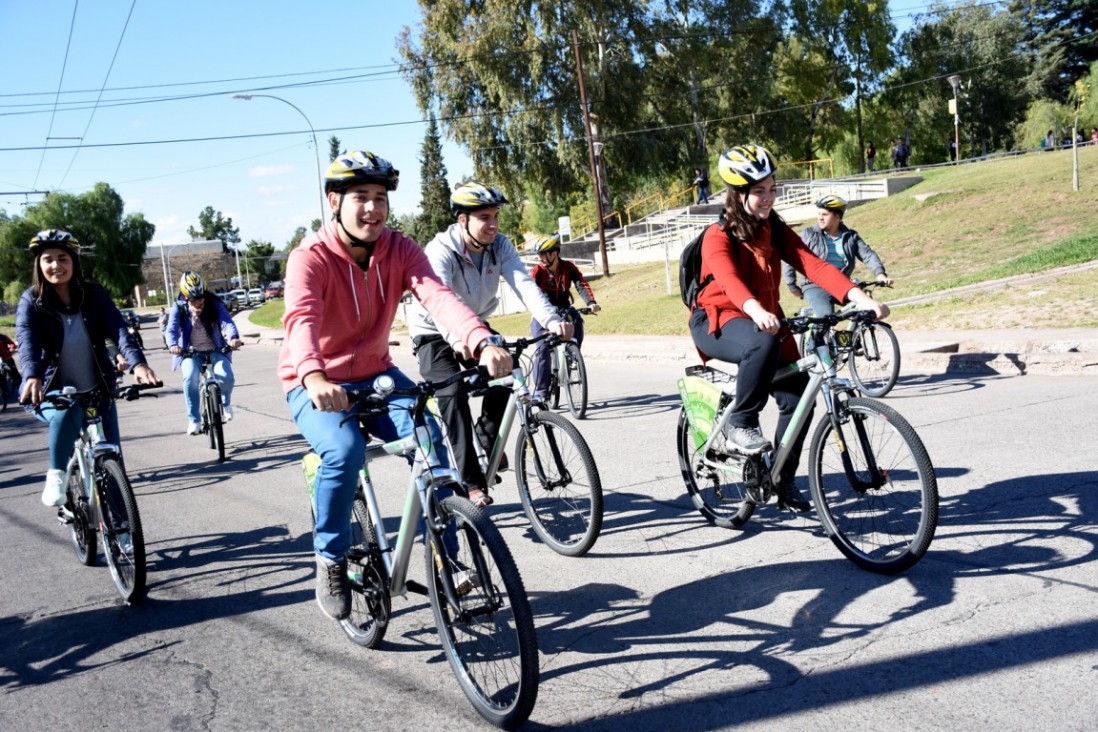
[783,307,878,335]
[35,383,161,410]
[340,367,491,427]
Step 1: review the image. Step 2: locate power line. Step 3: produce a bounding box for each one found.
[32,0,80,190]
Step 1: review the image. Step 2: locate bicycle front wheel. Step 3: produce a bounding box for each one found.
[849,322,901,397]
[676,407,756,529]
[514,410,603,556]
[96,457,147,603]
[341,495,390,648]
[425,495,539,730]
[561,342,588,419]
[205,383,226,462]
[808,398,938,574]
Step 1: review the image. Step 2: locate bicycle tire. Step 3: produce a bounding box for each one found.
[514,410,603,556]
[676,407,756,529]
[561,342,588,419]
[67,468,97,566]
[341,495,390,648]
[0,367,11,412]
[808,397,938,574]
[96,457,147,603]
[206,383,226,462]
[849,322,901,397]
[425,494,539,730]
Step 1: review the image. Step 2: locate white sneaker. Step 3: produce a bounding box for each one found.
[41,469,66,507]
[223,405,234,422]
[187,421,200,435]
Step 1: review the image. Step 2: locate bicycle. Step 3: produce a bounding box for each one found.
[797,281,901,397]
[522,306,594,419]
[454,331,604,557]
[677,308,938,574]
[40,383,159,603]
[184,346,233,462]
[308,368,539,729]
[0,361,17,413]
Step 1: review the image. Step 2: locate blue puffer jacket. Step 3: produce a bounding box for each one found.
[16,281,148,394]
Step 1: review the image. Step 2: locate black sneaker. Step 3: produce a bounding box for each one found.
[776,479,811,513]
[315,555,350,620]
[726,426,772,454]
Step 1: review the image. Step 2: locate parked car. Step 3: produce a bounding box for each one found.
[247,288,265,305]
[216,291,239,313]
[229,289,248,308]
[264,281,283,299]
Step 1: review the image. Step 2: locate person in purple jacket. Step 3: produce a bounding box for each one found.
[279,150,511,621]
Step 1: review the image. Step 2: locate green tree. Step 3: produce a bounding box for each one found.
[414,113,453,245]
[244,239,278,283]
[1012,0,1098,102]
[0,183,154,300]
[328,135,342,162]
[188,206,241,253]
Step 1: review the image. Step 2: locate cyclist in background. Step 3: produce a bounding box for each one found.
[690,146,888,512]
[407,181,572,509]
[783,195,893,316]
[166,271,242,435]
[16,229,161,506]
[528,233,600,403]
[280,150,508,622]
[0,333,19,382]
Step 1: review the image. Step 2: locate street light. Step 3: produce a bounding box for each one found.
[232,93,326,221]
[947,74,962,165]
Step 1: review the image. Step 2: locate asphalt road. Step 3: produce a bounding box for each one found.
[2,340,1097,731]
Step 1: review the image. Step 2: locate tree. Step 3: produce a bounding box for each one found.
[414,113,453,245]
[1012,0,1098,102]
[188,206,241,253]
[0,183,154,300]
[328,135,341,162]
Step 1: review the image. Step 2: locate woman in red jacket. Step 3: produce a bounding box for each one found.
[689,145,889,512]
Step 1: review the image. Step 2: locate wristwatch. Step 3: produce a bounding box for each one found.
[476,334,505,357]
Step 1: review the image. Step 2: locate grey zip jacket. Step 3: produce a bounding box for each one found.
[782,223,887,292]
[407,224,562,349]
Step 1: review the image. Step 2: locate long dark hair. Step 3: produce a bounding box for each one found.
[720,187,786,243]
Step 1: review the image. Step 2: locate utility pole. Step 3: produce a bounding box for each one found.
[572,29,610,278]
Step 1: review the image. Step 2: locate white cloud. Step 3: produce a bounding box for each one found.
[249,164,294,177]
[257,184,296,196]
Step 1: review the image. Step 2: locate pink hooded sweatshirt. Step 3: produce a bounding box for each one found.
[277,221,492,393]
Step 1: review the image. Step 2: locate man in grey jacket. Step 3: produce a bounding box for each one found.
[783,195,893,317]
[407,180,572,508]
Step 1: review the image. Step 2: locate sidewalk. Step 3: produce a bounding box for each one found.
[234,310,1097,377]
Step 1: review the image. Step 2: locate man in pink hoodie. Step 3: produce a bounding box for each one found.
[279,150,511,621]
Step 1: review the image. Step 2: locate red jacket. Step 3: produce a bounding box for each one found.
[696,214,856,362]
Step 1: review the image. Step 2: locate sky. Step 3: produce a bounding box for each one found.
[1,1,940,254]
[0,0,474,251]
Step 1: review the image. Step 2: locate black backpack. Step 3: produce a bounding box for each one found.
[679,225,715,309]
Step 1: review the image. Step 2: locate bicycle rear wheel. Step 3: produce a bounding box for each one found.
[808,397,938,574]
[561,342,588,419]
[96,457,147,603]
[849,322,901,397]
[425,495,539,730]
[676,407,756,529]
[341,494,390,648]
[67,469,97,566]
[514,410,603,556]
[205,383,226,462]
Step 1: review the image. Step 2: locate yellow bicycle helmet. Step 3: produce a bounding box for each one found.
[532,234,561,254]
[815,194,848,215]
[450,180,509,216]
[179,271,207,300]
[717,145,777,188]
[29,229,80,256]
[325,150,399,193]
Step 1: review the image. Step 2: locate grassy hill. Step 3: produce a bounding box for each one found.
[235,145,1098,338]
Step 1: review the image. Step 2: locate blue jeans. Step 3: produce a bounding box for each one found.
[800,283,838,318]
[288,367,452,561]
[35,394,120,471]
[530,309,585,400]
[181,351,235,424]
